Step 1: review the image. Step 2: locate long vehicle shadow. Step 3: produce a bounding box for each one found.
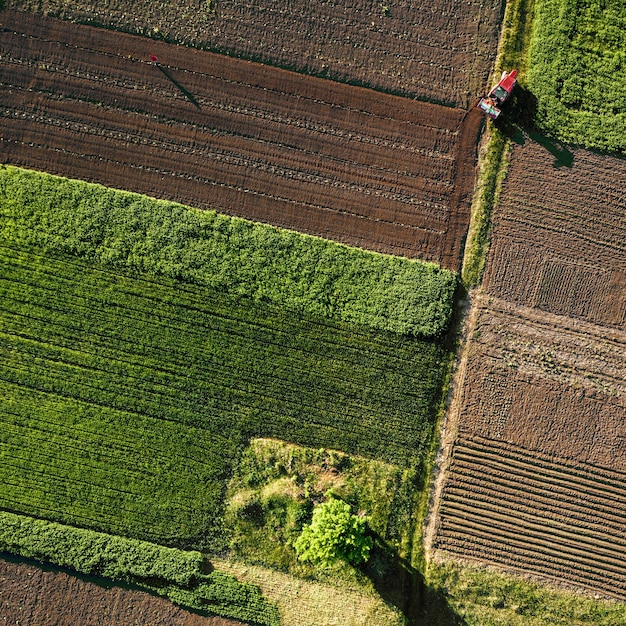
[494,86,574,168]
[362,539,467,626]
[152,57,202,109]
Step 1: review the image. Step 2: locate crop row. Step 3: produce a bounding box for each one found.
[0,166,456,336]
[0,510,280,625]
[0,378,232,549]
[436,436,626,599]
[0,243,445,454]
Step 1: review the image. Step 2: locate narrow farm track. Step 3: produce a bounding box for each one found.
[0,10,481,269]
[436,436,626,600]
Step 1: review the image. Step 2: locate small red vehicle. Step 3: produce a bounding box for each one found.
[477,69,518,119]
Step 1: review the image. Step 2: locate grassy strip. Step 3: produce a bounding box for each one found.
[0,511,280,625]
[527,0,626,153]
[216,558,405,626]
[497,0,536,74]
[0,165,455,337]
[461,0,532,288]
[461,131,510,288]
[427,561,626,626]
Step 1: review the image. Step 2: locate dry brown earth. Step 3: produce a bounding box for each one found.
[433,141,626,600]
[0,557,245,626]
[0,9,482,269]
[6,0,503,108]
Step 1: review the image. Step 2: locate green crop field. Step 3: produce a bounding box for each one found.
[527,0,626,153]
[0,166,455,337]
[0,166,452,555]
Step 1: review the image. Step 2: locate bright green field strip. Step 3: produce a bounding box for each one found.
[0,166,456,336]
[0,244,447,549]
[0,379,233,548]
[527,0,626,152]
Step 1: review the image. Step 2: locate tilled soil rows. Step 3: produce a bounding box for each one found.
[437,436,626,600]
[0,10,481,269]
[0,557,245,626]
[6,0,503,108]
[434,139,626,600]
[483,142,626,327]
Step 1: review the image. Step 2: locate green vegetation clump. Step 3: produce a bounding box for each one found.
[224,439,423,582]
[527,0,626,153]
[0,511,280,625]
[0,166,456,337]
[427,561,626,626]
[295,498,372,567]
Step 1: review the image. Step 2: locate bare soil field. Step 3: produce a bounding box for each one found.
[483,142,626,328]
[433,139,626,600]
[7,0,503,108]
[0,10,482,269]
[0,557,244,626]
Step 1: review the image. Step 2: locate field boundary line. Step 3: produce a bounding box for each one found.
[423,289,479,561]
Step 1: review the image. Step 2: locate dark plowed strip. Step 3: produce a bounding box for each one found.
[435,436,626,600]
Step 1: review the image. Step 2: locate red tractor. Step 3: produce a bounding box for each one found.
[477,69,518,119]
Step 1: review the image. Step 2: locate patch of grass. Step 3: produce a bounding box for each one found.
[527,0,626,153]
[427,561,626,626]
[215,558,405,626]
[224,439,423,579]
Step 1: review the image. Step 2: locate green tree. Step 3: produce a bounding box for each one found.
[294,498,373,567]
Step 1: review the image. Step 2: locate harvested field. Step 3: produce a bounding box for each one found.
[0,557,244,626]
[0,10,482,270]
[7,0,503,108]
[433,138,626,601]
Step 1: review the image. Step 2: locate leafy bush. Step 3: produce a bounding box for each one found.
[0,511,280,625]
[0,166,456,336]
[295,498,373,567]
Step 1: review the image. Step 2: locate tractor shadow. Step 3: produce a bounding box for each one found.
[154,63,202,110]
[494,86,574,168]
[362,539,467,626]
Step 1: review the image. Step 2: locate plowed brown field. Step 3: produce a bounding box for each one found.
[0,10,482,269]
[484,143,626,328]
[433,141,626,600]
[7,0,503,108]
[0,557,245,626]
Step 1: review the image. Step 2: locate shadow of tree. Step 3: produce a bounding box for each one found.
[362,540,467,626]
[494,85,574,167]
